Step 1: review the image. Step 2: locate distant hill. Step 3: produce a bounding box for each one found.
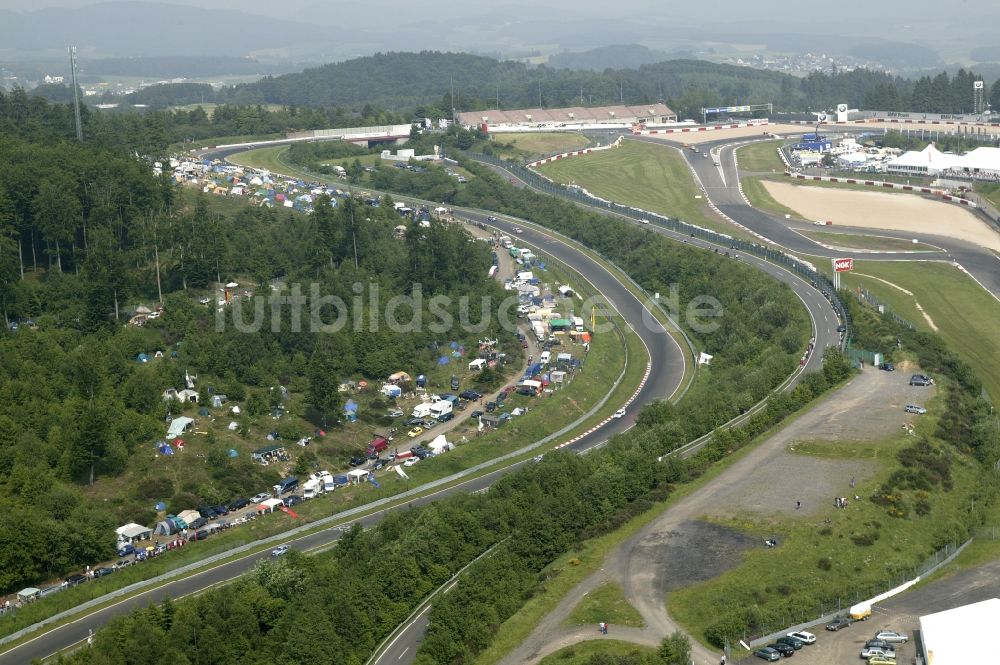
[84,56,303,79]
[216,51,807,113]
[0,2,331,58]
[547,44,679,71]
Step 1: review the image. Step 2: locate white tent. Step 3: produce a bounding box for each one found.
[469,358,486,371]
[116,523,152,542]
[347,468,369,483]
[428,435,452,453]
[177,509,201,525]
[258,498,284,513]
[166,416,194,439]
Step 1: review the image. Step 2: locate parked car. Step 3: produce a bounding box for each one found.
[64,574,87,587]
[486,401,497,412]
[213,504,229,516]
[861,646,896,660]
[422,419,437,429]
[387,409,404,418]
[471,410,484,418]
[373,458,390,471]
[285,496,304,506]
[904,404,927,414]
[873,631,908,643]
[879,362,895,371]
[459,390,482,400]
[865,639,890,650]
[826,617,852,631]
[407,427,423,438]
[754,647,781,662]
[93,567,114,578]
[867,657,896,665]
[250,492,271,504]
[438,412,454,422]
[910,373,932,386]
[349,455,367,467]
[787,631,815,644]
[229,497,250,511]
[768,642,794,657]
[404,417,423,426]
[775,636,804,650]
[197,506,218,519]
[271,545,290,557]
[188,517,207,530]
[403,457,420,467]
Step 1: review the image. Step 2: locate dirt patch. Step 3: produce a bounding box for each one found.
[762,180,1000,252]
[700,369,935,520]
[646,123,808,145]
[629,520,758,594]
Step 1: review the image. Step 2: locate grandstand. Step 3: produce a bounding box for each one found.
[457,103,676,131]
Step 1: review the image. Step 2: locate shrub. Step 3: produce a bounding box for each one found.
[817,557,833,571]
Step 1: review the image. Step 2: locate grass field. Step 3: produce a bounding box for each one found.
[840,261,1000,400]
[740,177,800,218]
[536,140,751,239]
[564,582,646,629]
[496,132,591,159]
[975,182,1000,209]
[799,230,941,252]
[735,140,786,173]
[538,640,656,665]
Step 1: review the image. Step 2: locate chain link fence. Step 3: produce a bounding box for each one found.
[744,539,967,647]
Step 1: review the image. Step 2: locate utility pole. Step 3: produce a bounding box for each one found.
[620,80,624,104]
[69,46,83,141]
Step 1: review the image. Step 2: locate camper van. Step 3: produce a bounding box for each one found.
[539,351,551,365]
[430,400,453,420]
[412,403,432,419]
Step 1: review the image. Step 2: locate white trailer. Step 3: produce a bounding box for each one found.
[412,403,432,419]
[429,401,453,419]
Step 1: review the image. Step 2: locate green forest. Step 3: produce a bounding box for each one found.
[0,92,511,594]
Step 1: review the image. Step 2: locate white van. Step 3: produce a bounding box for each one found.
[539,351,551,364]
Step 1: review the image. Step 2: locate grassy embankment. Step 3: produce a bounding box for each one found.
[975,182,1000,209]
[493,132,591,160]
[538,641,656,665]
[565,582,645,629]
[536,139,753,239]
[839,261,1000,401]
[669,388,988,651]
[798,231,941,252]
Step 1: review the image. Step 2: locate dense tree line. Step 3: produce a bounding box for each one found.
[0,94,511,592]
[68,52,1000,120]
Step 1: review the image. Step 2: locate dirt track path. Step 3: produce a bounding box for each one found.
[504,368,923,664]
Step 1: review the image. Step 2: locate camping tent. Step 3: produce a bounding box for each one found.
[166,416,194,439]
[258,498,284,513]
[428,435,452,454]
[116,523,152,543]
[347,468,369,484]
[343,400,358,423]
[381,384,402,398]
[388,371,412,383]
[17,588,40,603]
[177,509,201,525]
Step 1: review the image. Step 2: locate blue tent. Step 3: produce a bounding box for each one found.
[157,442,174,455]
[438,356,450,365]
[154,501,168,511]
[227,449,239,458]
[136,353,150,363]
[450,341,459,350]
[344,400,359,422]
[416,375,427,387]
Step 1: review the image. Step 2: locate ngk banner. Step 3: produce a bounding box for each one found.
[834,257,854,272]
